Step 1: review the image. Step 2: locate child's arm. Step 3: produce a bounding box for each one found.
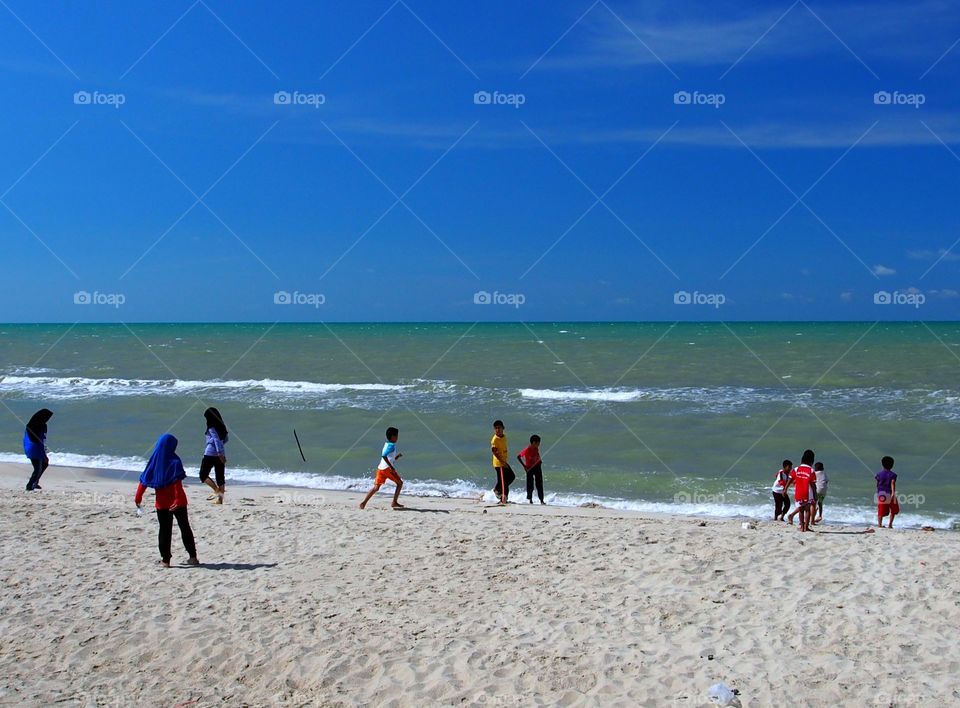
[382,455,396,471]
[492,445,507,466]
[516,453,528,471]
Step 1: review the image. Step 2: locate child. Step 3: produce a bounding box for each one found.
[491,420,515,505]
[23,408,53,491]
[199,407,228,504]
[876,456,899,528]
[813,461,828,523]
[135,433,199,567]
[517,434,545,504]
[771,459,792,520]
[785,449,816,532]
[359,427,404,509]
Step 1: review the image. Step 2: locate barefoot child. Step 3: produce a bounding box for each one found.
[199,407,228,505]
[135,434,199,567]
[517,434,545,504]
[359,427,404,509]
[786,449,816,531]
[876,456,899,528]
[491,420,515,504]
[772,459,792,520]
[813,461,828,523]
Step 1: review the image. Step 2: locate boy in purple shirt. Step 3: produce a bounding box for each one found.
[875,456,899,528]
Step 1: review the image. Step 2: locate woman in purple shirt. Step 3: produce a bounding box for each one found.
[199,407,228,505]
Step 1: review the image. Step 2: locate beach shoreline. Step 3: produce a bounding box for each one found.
[1,461,959,706]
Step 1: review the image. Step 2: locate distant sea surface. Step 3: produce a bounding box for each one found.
[1,322,958,528]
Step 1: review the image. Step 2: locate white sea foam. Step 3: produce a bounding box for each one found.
[0,375,407,400]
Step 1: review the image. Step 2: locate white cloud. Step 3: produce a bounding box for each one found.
[872,264,896,276]
[839,291,854,302]
[907,248,960,262]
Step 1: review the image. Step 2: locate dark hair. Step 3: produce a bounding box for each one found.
[25,409,53,444]
[530,434,541,444]
[814,462,824,471]
[881,455,894,470]
[782,459,792,468]
[493,420,504,428]
[801,449,815,465]
[204,408,228,442]
[386,427,399,440]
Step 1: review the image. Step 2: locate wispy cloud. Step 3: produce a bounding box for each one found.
[908,248,960,262]
[539,0,959,70]
[872,264,896,276]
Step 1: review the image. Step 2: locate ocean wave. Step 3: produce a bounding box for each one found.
[1,450,954,529]
[0,375,408,400]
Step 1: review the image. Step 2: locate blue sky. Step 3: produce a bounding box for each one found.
[0,0,958,321]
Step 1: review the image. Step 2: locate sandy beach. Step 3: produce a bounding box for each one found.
[0,461,958,707]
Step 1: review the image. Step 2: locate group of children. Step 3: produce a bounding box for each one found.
[359,420,547,509]
[772,450,901,530]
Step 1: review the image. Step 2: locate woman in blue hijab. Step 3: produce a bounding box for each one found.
[135,434,199,567]
[23,409,53,491]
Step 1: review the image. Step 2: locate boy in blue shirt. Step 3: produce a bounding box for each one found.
[359,427,405,509]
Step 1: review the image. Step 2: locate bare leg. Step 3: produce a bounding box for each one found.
[391,480,404,508]
[359,484,381,509]
[202,477,219,494]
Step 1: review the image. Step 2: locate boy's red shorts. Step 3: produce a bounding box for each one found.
[878,497,900,517]
[375,467,401,486]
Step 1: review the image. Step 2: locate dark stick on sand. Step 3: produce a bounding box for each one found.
[294,429,306,462]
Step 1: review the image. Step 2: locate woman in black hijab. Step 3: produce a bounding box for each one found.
[23,409,53,491]
[199,407,229,504]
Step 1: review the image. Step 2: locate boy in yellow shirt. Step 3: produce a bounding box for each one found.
[490,419,515,505]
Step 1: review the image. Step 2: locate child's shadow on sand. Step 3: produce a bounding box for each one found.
[188,562,279,571]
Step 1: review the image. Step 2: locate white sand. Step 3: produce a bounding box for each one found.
[0,461,958,707]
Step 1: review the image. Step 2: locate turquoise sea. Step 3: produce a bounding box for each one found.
[1,322,958,527]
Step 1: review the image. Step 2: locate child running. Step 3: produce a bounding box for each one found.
[490,420,515,505]
[517,434,545,504]
[876,456,899,528]
[359,427,404,510]
[813,461,828,523]
[785,449,816,532]
[135,433,199,567]
[771,459,792,520]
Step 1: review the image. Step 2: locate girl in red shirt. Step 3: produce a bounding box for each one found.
[135,433,198,567]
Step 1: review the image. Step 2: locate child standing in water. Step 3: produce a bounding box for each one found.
[876,456,899,528]
[135,434,199,567]
[786,449,816,532]
[813,461,828,523]
[359,427,404,509]
[23,408,53,491]
[771,459,792,520]
[199,407,228,505]
[490,420,515,505]
[517,434,545,504]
